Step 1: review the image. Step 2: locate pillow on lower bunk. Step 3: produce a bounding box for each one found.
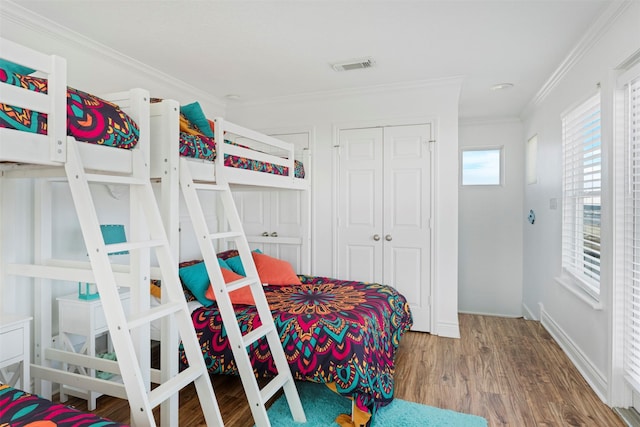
[0,71,140,149]
[253,252,302,286]
[224,249,262,276]
[205,268,255,306]
[178,258,232,306]
[226,251,301,286]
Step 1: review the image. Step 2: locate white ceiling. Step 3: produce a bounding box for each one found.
[7,0,612,119]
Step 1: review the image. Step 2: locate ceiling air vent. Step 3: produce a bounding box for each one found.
[331,57,375,72]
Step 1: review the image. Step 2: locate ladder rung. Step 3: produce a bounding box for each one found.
[127,302,183,330]
[85,173,146,185]
[225,276,259,293]
[105,239,164,254]
[148,366,202,408]
[209,231,243,240]
[260,373,290,403]
[192,183,225,191]
[242,324,274,348]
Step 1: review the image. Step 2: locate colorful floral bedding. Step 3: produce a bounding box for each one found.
[179,131,306,178]
[0,63,139,149]
[0,384,127,427]
[178,274,412,421]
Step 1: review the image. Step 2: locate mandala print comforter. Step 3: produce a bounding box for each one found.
[0,384,127,427]
[179,132,306,178]
[179,275,413,418]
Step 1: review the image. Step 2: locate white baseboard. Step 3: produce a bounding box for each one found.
[540,304,609,404]
[436,321,461,339]
[521,302,538,320]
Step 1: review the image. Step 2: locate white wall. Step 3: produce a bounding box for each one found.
[458,119,524,317]
[226,80,462,337]
[0,6,227,116]
[521,1,640,403]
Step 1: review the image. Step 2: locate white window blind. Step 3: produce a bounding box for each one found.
[561,93,602,295]
[624,75,640,391]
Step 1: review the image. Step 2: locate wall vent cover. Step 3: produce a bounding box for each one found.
[331,58,375,72]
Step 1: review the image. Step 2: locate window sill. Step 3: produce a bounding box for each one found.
[555,276,603,311]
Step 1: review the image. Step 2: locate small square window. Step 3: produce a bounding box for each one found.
[461,148,502,186]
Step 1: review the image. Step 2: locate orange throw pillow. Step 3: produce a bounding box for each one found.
[252,252,302,286]
[205,267,255,305]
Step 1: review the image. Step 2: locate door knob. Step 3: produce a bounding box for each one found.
[385,234,392,241]
[271,231,278,237]
[262,231,269,237]
[373,234,381,241]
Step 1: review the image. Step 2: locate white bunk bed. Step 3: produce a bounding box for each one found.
[0,39,224,427]
[149,100,310,426]
[149,100,311,264]
[148,100,414,427]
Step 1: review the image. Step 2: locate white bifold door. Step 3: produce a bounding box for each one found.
[336,124,432,332]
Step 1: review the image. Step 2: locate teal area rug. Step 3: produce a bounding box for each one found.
[262,382,488,427]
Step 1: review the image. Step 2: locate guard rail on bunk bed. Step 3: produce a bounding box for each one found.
[149,99,311,264]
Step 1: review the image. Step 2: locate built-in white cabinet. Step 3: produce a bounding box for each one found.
[336,124,432,332]
[232,130,311,275]
[234,190,310,275]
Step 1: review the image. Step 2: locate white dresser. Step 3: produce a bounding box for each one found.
[0,314,32,392]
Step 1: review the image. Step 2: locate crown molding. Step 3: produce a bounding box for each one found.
[459,116,522,127]
[0,1,226,111]
[234,75,464,107]
[521,0,633,118]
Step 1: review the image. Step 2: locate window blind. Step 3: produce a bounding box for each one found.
[624,75,640,391]
[561,93,602,294]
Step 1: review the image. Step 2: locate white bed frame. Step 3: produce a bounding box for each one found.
[0,38,153,407]
[149,100,311,263]
[149,100,311,425]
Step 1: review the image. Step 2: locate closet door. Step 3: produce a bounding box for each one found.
[336,128,384,282]
[337,124,431,332]
[382,124,431,332]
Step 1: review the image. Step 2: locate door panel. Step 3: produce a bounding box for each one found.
[389,246,423,305]
[337,124,431,332]
[383,124,431,332]
[337,128,384,283]
[346,245,378,283]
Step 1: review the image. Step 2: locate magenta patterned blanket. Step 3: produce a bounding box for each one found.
[179,132,305,178]
[0,384,127,426]
[179,275,412,418]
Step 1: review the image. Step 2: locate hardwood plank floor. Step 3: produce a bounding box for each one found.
[56,314,625,426]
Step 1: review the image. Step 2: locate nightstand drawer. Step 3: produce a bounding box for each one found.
[0,327,25,362]
[58,291,130,336]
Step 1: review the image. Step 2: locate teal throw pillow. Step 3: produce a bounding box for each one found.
[180,101,214,138]
[178,258,231,306]
[0,58,36,76]
[225,249,262,276]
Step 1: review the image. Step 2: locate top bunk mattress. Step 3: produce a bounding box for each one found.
[0,60,140,151]
[156,99,305,180]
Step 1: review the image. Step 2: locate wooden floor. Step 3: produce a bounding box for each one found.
[57,314,625,426]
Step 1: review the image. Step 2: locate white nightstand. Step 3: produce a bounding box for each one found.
[0,314,32,392]
[57,289,130,410]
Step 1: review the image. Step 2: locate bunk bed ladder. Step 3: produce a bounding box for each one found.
[63,140,224,427]
[179,157,307,427]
